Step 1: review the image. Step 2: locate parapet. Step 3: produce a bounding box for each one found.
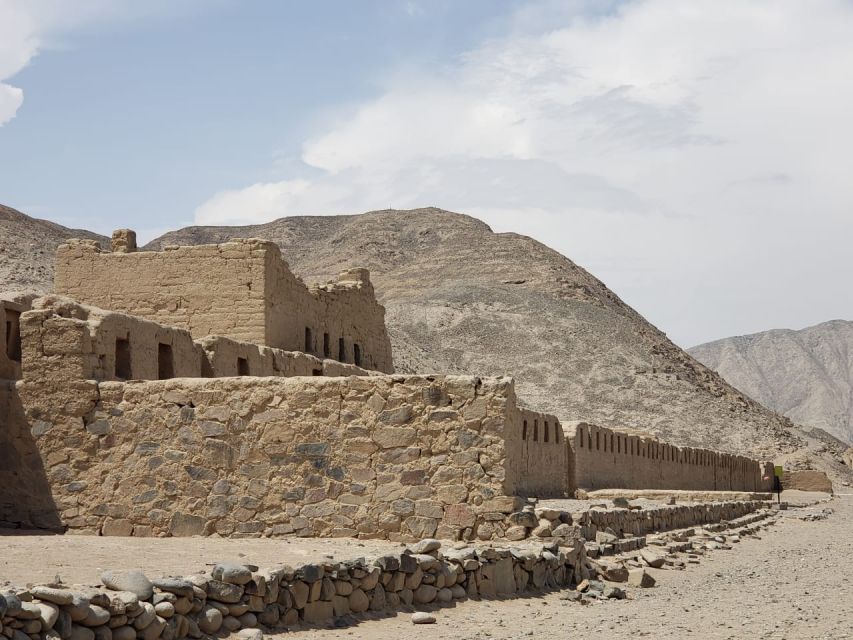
[564,421,772,493]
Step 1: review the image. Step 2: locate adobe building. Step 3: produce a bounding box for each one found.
[0,231,773,540]
[54,231,393,373]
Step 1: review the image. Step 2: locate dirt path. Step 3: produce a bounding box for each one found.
[287,495,849,640]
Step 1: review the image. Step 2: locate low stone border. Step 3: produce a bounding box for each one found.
[0,499,770,640]
[0,537,587,640]
[571,500,765,540]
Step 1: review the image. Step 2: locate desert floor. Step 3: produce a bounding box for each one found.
[289,493,847,640]
[1,492,846,639]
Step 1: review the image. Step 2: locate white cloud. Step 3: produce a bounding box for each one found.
[403,2,424,18]
[0,0,207,126]
[0,1,38,125]
[198,0,853,345]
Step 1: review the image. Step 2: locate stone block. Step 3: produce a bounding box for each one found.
[302,600,334,624]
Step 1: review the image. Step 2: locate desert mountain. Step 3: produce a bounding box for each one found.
[0,204,107,292]
[2,204,847,476]
[690,320,853,446]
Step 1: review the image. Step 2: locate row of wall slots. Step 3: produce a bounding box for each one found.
[112,337,351,381]
[304,327,363,368]
[521,418,562,444]
[113,340,303,381]
[580,429,748,468]
[114,339,174,381]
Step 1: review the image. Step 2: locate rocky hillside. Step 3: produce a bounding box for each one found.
[690,321,853,446]
[2,204,847,475]
[0,204,107,292]
[147,207,847,472]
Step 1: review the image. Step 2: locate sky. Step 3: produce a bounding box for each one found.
[1,0,852,349]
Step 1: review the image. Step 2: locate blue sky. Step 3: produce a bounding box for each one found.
[0,0,522,234]
[1,0,853,347]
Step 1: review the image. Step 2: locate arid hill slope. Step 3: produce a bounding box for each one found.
[148,207,840,467]
[690,320,853,445]
[0,204,107,292]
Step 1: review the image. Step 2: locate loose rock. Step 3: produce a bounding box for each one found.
[412,612,436,624]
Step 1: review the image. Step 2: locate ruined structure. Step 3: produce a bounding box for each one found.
[55,234,393,373]
[1,293,29,380]
[0,233,773,540]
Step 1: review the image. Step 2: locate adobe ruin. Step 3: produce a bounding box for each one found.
[54,235,393,373]
[0,233,773,540]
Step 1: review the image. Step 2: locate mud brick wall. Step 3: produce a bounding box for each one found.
[504,407,571,498]
[54,238,394,373]
[197,335,373,378]
[12,374,525,541]
[566,422,772,493]
[0,295,32,380]
[20,296,203,382]
[16,296,376,384]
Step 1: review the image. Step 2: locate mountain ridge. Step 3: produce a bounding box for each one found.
[0,204,107,293]
[690,319,853,445]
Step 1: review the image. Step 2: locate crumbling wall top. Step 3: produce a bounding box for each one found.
[110,229,137,253]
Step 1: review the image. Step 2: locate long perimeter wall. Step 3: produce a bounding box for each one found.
[566,422,772,493]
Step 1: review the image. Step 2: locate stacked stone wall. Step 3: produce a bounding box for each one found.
[0,539,586,638]
[54,238,394,373]
[0,380,61,530]
[12,375,523,541]
[567,422,771,493]
[573,500,765,539]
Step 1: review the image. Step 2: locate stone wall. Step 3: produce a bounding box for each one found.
[0,538,586,639]
[12,374,527,540]
[566,422,772,493]
[0,380,61,530]
[573,500,765,540]
[54,237,394,372]
[504,407,570,499]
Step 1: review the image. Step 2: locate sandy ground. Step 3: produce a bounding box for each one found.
[2,493,787,586]
[286,492,846,640]
[1,491,842,639]
[0,535,403,586]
